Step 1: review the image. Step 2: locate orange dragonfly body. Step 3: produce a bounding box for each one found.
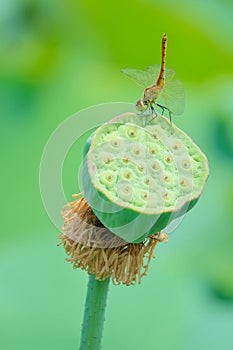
[121,34,185,121]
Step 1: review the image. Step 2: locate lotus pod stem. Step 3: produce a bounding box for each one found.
[79,274,110,350]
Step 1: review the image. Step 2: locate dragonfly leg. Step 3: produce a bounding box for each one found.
[150,105,155,114]
[169,111,173,126]
[148,105,158,123]
[156,103,165,115]
[156,103,173,125]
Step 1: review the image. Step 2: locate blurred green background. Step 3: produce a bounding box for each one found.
[1,0,233,349]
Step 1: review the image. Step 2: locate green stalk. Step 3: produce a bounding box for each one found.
[79,274,110,350]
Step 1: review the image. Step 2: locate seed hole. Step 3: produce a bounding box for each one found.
[151,148,157,155]
[111,139,119,147]
[165,156,172,163]
[125,172,132,179]
[182,159,191,169]
[151,161,160,170]
[138,164,144,171]
[152,131,159,139]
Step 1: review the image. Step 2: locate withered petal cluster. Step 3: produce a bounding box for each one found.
[59,194,168,286]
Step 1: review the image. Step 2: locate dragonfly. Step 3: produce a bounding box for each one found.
[121,33,185,123]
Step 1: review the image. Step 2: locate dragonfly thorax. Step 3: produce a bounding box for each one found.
[144,85,162,101]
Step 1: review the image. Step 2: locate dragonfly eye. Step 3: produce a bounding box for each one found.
[136,99,147,112]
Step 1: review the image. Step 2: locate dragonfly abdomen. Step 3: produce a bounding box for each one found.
[156,33,167,88]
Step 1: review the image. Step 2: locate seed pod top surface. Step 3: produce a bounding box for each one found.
[82,112,209,242]
[86,113,208,212]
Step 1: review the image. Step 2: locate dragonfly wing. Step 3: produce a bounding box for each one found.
[147,64,176,82]
[164,67,176,81]
[159,79,185,116]
[121,68,155,88]
[147,64,160,81]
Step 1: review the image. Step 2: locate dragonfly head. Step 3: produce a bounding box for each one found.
[136,99,147,112]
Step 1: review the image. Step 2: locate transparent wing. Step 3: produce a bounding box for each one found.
[159,79,185,116]
[147,64,176,82]
[121,68,155,88]
[121,65,185,115]
[164,68,176,81]
[146,64,160,81]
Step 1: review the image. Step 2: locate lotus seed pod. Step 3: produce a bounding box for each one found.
[82,112,209,243]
